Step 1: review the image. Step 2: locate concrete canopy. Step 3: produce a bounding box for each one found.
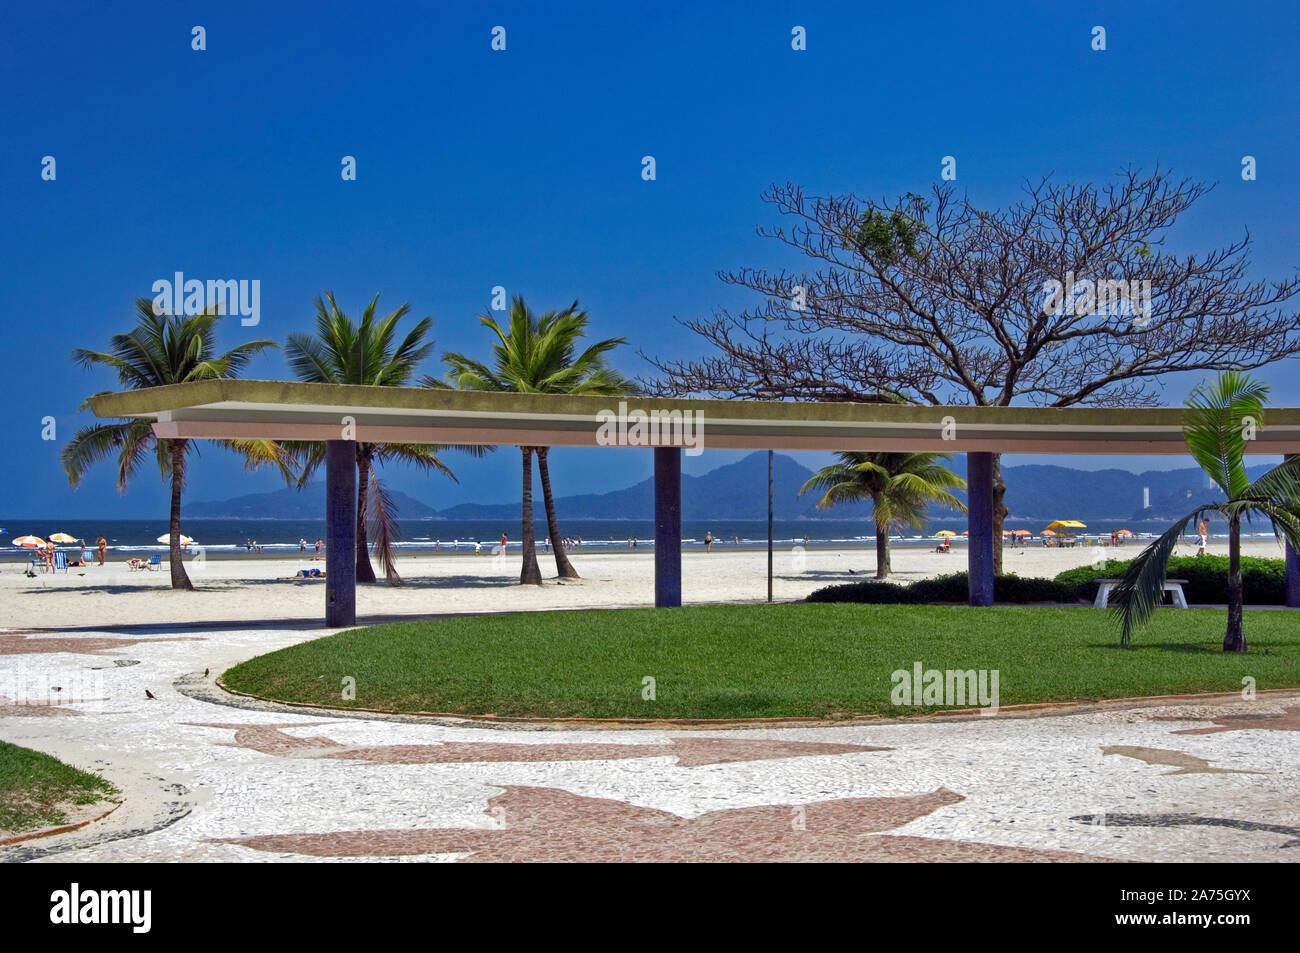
[87,379,1300,624]
[88,379,1300,454]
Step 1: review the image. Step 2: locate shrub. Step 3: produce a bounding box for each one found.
[807,572,1082,605]
[1053,554,1287,605]
[805,580,912,604]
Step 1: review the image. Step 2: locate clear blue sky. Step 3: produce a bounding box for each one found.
[3,1,1298,518]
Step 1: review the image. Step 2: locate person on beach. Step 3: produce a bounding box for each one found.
[96,534,107,565]
[299,538,307,554]
[705,530,714,553]
[315,539,323,554]
[501,532,508,550]
[1196,518,1209,556]
[79,539,87,564]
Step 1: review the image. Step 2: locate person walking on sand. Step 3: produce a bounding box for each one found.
[1196,518,1210,556]
[501,532,508,550]
[705,530,714,553]
[79,539,87,564]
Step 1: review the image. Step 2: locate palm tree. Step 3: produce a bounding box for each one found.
[63,299,292,590]
[435,296,630,584]
[799,452,967,579]
[285,291,473,584]
[1112,371,1300,652]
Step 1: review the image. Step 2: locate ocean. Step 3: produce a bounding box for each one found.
[0,516,1270,564]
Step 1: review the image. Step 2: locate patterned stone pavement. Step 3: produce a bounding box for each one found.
[1,625,1298,863]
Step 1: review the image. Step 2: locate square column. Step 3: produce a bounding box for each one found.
[967,451,995,607]
[1289,456,1300,609]
[654,447,682,608]
[325,440,357,627]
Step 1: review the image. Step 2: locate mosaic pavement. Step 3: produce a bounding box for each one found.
[1,625,1298,863]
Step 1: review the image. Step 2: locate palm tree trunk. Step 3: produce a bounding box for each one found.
[536,447,579,579]
[874,519,891,579]
[355,445,376,584]
[1224,513,1245,652]
[168,441,193,591]
[520,448,543,585]
[991,453,1007,575]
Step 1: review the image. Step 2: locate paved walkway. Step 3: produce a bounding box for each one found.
[1,625,1297,862]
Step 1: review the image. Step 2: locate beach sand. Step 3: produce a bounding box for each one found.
[2,539,1288,630]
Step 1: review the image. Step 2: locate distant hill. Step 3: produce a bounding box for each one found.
[187,485,437,519]
[438,451,861,521]
[189,453,1277,524]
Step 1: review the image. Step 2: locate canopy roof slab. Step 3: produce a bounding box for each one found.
[88,379,1300,455]
[88,380,1300,623]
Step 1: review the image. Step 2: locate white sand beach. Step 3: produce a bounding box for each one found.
[2,539,1288,630]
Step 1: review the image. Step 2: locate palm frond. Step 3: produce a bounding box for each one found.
[1110,509,1206,646]
[366,472,403,585]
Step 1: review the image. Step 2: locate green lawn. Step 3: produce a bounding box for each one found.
[0,741,119,835]
[221,604,1300,720]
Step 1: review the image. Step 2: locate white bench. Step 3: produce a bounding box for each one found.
[1094,579,1189,609]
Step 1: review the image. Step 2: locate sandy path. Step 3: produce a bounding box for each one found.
[1,540,1287,630]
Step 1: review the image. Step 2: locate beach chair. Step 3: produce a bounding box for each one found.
[147,555,162,571]
[53,551,68,573]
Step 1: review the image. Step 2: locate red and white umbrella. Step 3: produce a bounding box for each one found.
[13,535,45,548]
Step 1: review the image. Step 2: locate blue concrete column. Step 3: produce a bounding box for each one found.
[654,447,682,608]
[325,440,357,627]
[1288,455,1300,609]
[967,451,995,607]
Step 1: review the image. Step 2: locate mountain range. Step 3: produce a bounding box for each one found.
[187,452,1272,524]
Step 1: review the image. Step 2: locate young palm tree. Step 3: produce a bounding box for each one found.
[285,292,474,585]
[63,299,293,590]
[434,296,630,584]
[1112,372,1300,652]
[799,452,967,579]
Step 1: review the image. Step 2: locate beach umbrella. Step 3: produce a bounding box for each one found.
[1041,529,1057,537]
[156,533,195,546]
[1012,529,1032,537]
[1115,529,1134,536]
[49,532,78,543]
[13,535,45,548]
[1045,519,1087,530]
[934,530,957,537]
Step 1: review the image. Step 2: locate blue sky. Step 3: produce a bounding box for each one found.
[2,1,1298,518]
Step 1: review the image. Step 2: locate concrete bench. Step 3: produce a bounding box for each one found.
[1094,579,1189,609]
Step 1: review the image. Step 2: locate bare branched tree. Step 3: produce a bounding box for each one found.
[643,167,1300,570]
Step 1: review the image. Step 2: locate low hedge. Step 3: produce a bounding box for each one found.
[807,555,1291,606]
[807,572,1081,605]
[1054,554,1287,605]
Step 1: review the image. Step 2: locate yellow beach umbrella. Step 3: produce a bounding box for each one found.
[1046,520,1087,530]
[934,530,957,537]
[13,535,45,548]
[49,532,78,543]
[156,533,195,546]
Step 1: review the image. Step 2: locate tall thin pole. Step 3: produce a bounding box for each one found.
[767,449,774,603]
